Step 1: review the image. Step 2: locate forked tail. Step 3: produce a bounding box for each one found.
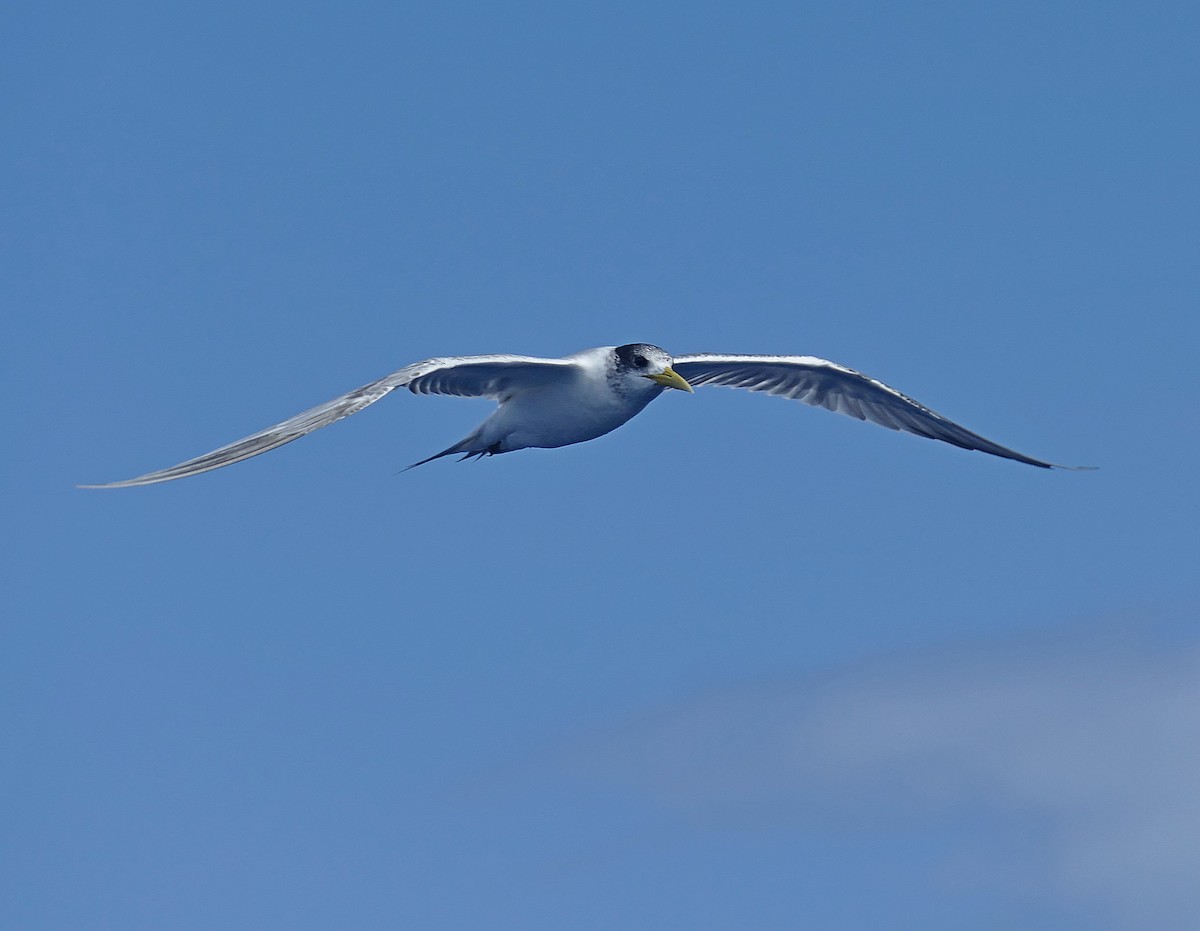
[404,436,503,470]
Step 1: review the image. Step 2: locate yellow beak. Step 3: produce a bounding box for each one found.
[647,366,694,393]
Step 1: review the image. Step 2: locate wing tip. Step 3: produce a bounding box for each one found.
[77,469,193,488]
[77,477,161,489]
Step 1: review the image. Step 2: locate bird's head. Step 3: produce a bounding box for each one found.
[612,343,694,393]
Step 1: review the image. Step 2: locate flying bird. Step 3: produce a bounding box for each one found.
[80,343,1091,487]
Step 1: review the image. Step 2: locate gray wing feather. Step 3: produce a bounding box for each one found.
[672,353,1089,470]
[80,355,575,488]
[402,354,576,398]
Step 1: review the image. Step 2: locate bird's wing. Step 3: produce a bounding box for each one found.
[80,355,577,487]
[672,353,1091,469]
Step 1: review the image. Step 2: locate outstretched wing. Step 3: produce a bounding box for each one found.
[80,355,577,488]
[672,353,1090,469]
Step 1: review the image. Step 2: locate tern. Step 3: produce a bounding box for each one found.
[80,343,1091,487]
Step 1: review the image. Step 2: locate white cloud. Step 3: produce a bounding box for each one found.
[566,623,1200,929]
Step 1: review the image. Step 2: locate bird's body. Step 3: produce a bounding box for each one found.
[81,343,1090,488]
[419,346,669,462]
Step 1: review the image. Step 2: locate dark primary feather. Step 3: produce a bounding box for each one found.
[672,353,1090,470]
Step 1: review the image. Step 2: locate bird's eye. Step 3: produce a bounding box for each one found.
[632,353,647,367]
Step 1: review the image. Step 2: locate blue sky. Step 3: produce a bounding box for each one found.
[3,2,1198,928]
